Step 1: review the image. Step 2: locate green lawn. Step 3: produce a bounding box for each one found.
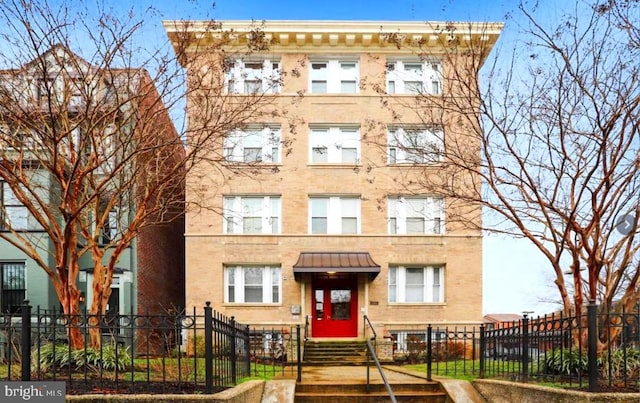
[402,360,591,390]
[1,357,283,383]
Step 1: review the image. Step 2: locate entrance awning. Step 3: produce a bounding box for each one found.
[293,252,380,280]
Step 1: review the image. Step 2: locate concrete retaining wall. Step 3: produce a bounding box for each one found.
[473,379,639,403]
[65,380,265,403]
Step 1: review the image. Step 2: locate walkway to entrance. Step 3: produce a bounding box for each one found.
[265,365,486,402]
[275,364,428,382]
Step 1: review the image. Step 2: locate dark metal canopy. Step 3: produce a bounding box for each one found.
[292,252,380,280]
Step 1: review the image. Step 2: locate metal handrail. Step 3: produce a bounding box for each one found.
[363,315,396,402]
[297,315,310,382]
[304,314,309,342]
[363,314,376,340]
[365,339,397,403]
[363,314,377,361]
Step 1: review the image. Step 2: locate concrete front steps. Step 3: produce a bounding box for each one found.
[294,381,448,403]
[296,340,447,402]
[303,339,370,366]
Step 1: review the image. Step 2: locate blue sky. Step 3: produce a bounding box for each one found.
[158,0,514,22]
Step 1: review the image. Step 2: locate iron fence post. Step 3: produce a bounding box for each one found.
[522,314,529,382]
[230,316,237,385]
[426,324,432,381]
[479,324,485,378]
[21,300,31,381]
[245,325,251,375]
[587,300,598,392]
[296,325,302,382]
[204,301,213,394]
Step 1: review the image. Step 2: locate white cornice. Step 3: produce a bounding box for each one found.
[163,19,504,56]
[165,20,504,34]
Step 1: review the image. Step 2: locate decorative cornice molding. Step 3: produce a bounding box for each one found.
[164,20,504,55]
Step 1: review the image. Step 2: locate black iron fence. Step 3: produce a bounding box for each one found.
[0,301,298,394]
[388,304,639,392]
[1,300,637,394]
[481,304,640,391]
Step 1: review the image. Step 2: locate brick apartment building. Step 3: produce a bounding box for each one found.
[0,45,184,317]
[164,20,502,341]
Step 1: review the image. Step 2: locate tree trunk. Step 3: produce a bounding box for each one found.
[55,284,84,350]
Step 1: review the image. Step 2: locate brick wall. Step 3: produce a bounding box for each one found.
[181,23,488,335]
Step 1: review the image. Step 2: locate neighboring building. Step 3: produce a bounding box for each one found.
[165,21,502,341]
[0,45,184,317]
[483,313,523,330]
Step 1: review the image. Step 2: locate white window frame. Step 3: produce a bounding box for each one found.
[69,77,86,109]
[36,76,62,105]
[1,181,31,230]
[309,126,360,164]
[224,265,281,304]
[224,126,281,163]
[96,123,117,174]
[309,60,359,94]
[386,60,442,95]
[225,59,281,94]
[388,266,445,303]
[387,126,444,164]
[390,330,448,352]
[100,209,119,244]
[2,126,38,151]
[223,196,281,234]
[309,196,360,234]
[388,196,445,235]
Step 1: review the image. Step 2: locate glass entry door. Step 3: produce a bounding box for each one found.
[311,275,358,337]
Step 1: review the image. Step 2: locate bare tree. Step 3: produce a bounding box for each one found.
[0,1,282,348]
[368,0,638,348]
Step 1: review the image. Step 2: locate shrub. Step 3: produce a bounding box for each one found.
[544,348,588,376]
[432,340,466,361]
[33,342,131,374]
[186,334,205,357]
[600,347,640,384]
[33,343,71,373]
[406,335,426,363]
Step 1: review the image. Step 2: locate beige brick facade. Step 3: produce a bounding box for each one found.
[166,20,502,338]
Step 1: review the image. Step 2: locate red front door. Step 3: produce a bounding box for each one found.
[311,275,358,337]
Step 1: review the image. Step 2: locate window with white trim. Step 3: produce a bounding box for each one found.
[390,330,448,353]
[1,125,38,150]
[36,76,59,105]
[100,209,119,244]
[310,60,359,93]
[309,127,360,164]
[388,196,445,235]
[223,196,281,234]
[69,77,86,109]
[225,265,281,304]
[97,123,117,173]
[309,196,360,234]
[225,59,281,94]
[389,266,444,303]
[386,60,442,95]
[1,181,31,230]
[224,126,281,163]
[388,127,444,164]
